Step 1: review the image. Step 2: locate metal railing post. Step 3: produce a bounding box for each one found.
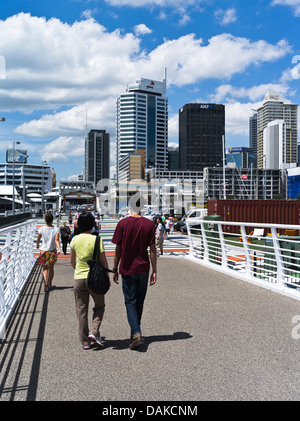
[0,220,37,339]
[271,226,285,288]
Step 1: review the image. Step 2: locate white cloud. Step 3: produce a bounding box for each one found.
[271,0,300,16]
[67,174,81,182]
[0,13,141,113]
[81,9,98,19]
[178,12,191,26]
[15,106,86,138]
[168,114,179,139]
[0,13,293,164]
[146,34,291,86]
[210,83,291,103]
[225,101,262,136]
[215,8,237,25]
[40,136,84,162]
[133,24,152,35]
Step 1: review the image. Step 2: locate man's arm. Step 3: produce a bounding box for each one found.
[112,243,122,284]
[149,243,157,286]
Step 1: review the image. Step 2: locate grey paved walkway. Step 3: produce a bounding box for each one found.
[1,255,300,401]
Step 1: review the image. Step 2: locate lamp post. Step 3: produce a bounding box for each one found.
[12,141,20,215]
[20,151,28,213]
[41,161,47,214]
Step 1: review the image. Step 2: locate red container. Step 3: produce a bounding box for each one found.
[208,199,300,234]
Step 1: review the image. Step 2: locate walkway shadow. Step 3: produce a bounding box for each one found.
[97,331,193,353]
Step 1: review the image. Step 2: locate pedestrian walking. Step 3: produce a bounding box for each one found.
[112,196,157,350]
[70,212,109,350]
[165,216,170,239]
[156,216,166,256]
[73,217,80,237]
[60,221,71,255]
[93,215,101,236]
[36,212,61,292]
[68,212,73,226]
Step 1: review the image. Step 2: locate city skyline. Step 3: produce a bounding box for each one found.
[0,0,299,183]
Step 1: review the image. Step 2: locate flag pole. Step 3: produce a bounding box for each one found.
[222,135,226,199]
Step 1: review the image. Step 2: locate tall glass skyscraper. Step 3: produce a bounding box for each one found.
[179,103,225,171]
[256,91,298,168]
[249,113,258,154]
[85,129,110,185]
[116,70,168,181]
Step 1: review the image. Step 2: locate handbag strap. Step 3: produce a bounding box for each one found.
[93,235,101,261]
[92,235,114,273]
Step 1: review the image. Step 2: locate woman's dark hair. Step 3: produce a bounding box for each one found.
[77,212,95,232]
[45,212,53,225]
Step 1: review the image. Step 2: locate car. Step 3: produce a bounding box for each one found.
[174,215,187,231]
[181,220,202,233]
[180,209,207,233]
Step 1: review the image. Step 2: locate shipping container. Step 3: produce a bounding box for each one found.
[208,199,300,234]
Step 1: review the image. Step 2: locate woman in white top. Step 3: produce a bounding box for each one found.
[156,216,165,256]
[36,212,61,292]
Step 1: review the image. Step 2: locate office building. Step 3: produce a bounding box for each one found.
[204,166,287,200]
[179,103,225,171]
[168,146,179,171]
[263,120,288,169]
[116,70,168,180]
[118,152,144,182]
[226,147,257,169]
[257,91,298,168]
[0,162,52,195]
[85,129,110,185]
[249,113,258,154]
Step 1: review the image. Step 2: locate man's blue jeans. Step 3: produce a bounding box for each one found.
[122,273,149,339]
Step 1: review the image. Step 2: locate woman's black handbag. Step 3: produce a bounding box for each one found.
[87,236,112,295]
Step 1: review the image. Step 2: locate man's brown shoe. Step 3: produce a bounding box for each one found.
[129,336,143,350]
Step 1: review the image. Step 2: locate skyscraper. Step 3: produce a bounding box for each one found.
[116,70,168,181]
[249,112,257,154]
[85,129,110,185]
[257,91,298,168]
[179,103,225,171]
[263,120,286,169]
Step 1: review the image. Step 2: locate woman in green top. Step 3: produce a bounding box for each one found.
[70,212,109,350]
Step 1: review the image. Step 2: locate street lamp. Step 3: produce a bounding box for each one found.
[41,161,47,214]
[20,151,28,213]
[12,141,20,215]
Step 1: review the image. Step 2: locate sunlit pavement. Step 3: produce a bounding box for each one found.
[1,217,300,401]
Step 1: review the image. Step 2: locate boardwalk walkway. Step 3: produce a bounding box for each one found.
[1,247,300,401]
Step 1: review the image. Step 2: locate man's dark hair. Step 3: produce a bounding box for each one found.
[129,194,146,214]
[77,212,95,232]
[45,212,53,225]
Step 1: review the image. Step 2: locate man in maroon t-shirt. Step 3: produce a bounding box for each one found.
[112,197,157,350]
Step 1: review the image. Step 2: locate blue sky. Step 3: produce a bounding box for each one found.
[0,0,299,182]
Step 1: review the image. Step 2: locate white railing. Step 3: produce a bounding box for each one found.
[0,220,37,339]
[186,218,300,301]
